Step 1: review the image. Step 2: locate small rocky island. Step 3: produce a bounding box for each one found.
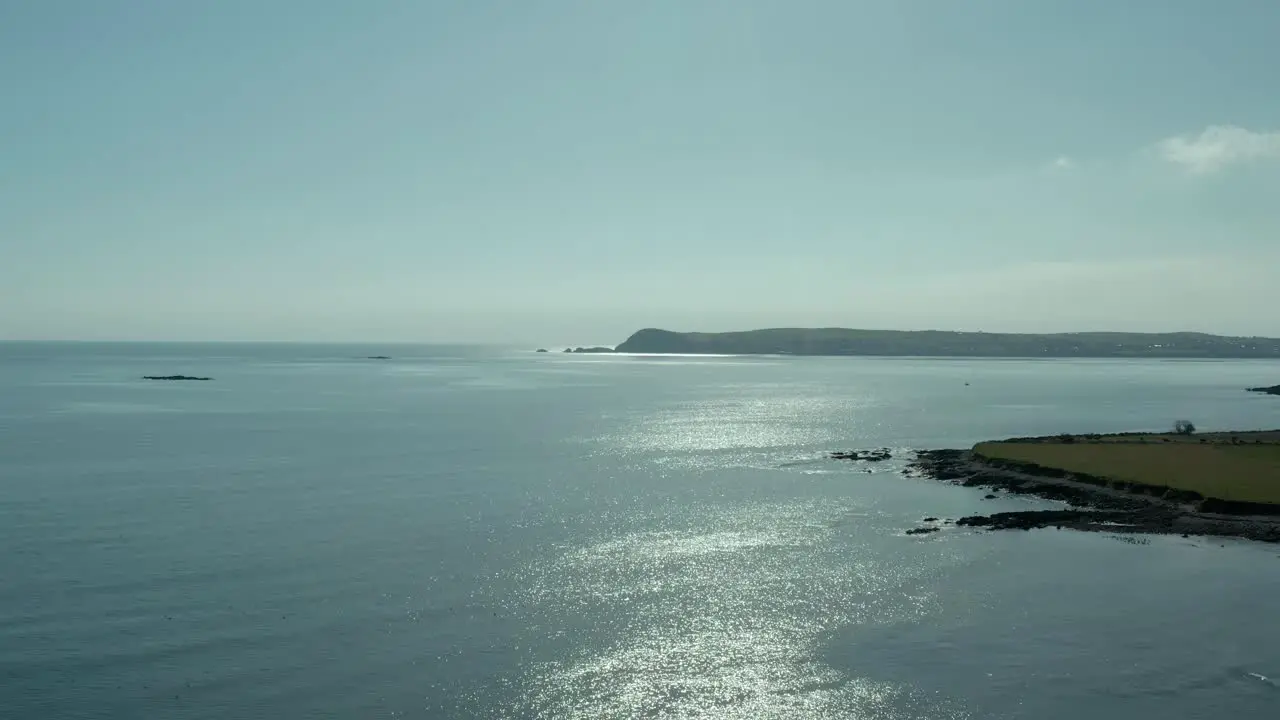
[1249,385,1280,396]
[901,431,1280,543]
[143,375,211,381]
[564,346,616,354]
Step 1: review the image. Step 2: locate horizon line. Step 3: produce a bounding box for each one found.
[6,324,1280,345]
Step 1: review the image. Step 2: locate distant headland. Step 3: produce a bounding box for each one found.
[598,327,1280,359]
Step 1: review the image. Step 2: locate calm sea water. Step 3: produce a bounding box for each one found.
[3,343,1280,719]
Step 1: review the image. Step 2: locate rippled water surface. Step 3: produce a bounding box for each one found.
[3,343,1280,718]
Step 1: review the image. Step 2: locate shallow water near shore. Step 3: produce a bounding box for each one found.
[3,343,1280,719]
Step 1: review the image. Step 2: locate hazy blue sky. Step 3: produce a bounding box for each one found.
[4,1,1279,343]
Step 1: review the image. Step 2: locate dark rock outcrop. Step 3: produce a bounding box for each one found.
[958,509,1121,531]
[143,375,211,381]
[1248,385,1280,396]
[1198,497,1280,516]
[830,448,892,462]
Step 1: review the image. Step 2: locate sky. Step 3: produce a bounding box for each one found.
[3,0,1279,344]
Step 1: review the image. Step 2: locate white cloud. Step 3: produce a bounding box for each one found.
[1048,155,1075,171]
[1155,125,1280,175]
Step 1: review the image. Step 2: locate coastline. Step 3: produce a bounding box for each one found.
[904,448,1280,544]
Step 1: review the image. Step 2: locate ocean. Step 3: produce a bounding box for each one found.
[2,343,1279,719]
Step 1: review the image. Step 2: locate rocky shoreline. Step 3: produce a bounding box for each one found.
[904,449,1280,544]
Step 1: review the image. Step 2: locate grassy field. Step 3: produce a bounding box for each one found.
[973,435,1280,505]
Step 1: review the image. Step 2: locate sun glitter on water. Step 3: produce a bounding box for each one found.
[503,501,971,719]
